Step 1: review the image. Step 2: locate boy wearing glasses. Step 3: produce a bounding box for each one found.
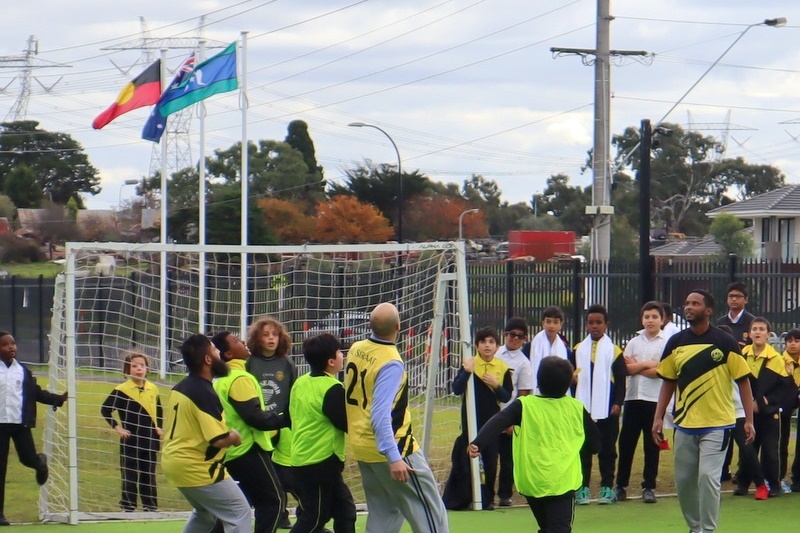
[494,317,534,507]
[716,282,755,349]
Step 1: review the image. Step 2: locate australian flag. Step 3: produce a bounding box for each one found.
[141,53,195,143]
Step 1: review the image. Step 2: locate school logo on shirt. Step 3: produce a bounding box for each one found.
[742,332,749,341]
[711,348,724,362]
[275,370,285,382]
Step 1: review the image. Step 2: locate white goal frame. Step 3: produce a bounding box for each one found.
[43,241,481,523]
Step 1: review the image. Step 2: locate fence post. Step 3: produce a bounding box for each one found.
[571,258,582,346]
[506,260,515,321]
[38,275,45,363]
[10,276,16,337]
[728,253,738,283]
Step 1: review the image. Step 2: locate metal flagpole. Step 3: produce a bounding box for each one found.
[239,31,249,337]
[158,48,169,378]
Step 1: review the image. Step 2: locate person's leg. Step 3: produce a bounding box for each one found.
[118,438,137,510]
[0,425,13,518]
[732,418,763,490]
[758,414,781,491]
[180,478,252,533]
[792,410,800,489]
[524,495,547,533]
[480,441,499,506]
[226,447,285,533]
[291,479,325,533]
[579,446,592,488]
[697,430,728,532]
[640,401,660,490]
[546,492,576,533]
[597,416,620,488]
[779,410,793,483]
[9,425,47,486]
[328,470,356,533]
[497,432,514,501]
[616,401,641,490]
[358,461,404,533]
[139,433,158,511]
[397,451,449,533]
[673,430,701,533]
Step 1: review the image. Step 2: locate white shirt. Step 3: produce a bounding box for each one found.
[662,322,682,339]
[495,345,534,408]
[623,330,667,402]
[0,360,24,424]
[728,309,745,324]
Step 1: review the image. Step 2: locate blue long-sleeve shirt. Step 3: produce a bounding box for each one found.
[371,360,404,463]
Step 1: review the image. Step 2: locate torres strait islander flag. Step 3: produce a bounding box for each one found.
[140,53,195,143]
[92,59,161,129]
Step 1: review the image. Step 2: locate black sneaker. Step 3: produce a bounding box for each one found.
[498,497,513,507]
[483,502,495,511]
[0,515,9,526]
[615,487,627,502]
[768,487,781,498]
[35,454,49,485]
[732,486,748,496]
[642,488,657,504]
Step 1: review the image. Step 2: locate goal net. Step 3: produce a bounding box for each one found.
[42,242,473,523]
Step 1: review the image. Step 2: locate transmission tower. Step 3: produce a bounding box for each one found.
[685,110,756,160]
[102,17,226,179]
[0,35,70,122]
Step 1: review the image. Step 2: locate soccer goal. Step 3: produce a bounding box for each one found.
[42,241,474,523]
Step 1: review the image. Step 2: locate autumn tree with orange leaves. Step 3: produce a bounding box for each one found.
[257,197,315,243]
[403,195,488,241]
[314,195,394,243]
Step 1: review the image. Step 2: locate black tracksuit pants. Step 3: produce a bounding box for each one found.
[119,430,159,511]
[616,400,660,489]
[0,423,45,516]
[525,491,576,533]
[581,415,619,488]
[225,445,286,533]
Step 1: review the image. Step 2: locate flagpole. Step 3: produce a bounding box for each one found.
[239,31,249,337]
[197,41,207,336]
[158,48,169,379]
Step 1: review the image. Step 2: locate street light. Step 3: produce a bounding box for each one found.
[117,179,139,210]
[459,208,479,241]
[348,122,403,243]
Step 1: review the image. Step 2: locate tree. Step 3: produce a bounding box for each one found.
[403,195,489,241]
[3,164,43,208]
[330,160,433,229]
[313,196,394,243]
[612,123,784,235]
[0,120,100,206]
[710,213,753,258]
[0,194,15,221]
[539,174,592,235]
[284,120,323,178]
[258,197,315,243]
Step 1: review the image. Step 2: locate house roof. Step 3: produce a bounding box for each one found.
[650,235,723,257]
[708,184,800,217]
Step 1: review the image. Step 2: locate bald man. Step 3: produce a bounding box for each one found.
[344,303,449,533]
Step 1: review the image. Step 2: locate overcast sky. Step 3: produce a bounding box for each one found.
[2,0,799,211]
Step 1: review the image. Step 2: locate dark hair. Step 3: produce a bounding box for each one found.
[542,306,565,322]
[717,324,735,340]
[641,301,664,318]
[211,331,233,361]
[475,326,500,345]
[727,281,748,298]
[690,289,715,310]
[661,302,674,317]
[504,317,528,333]
[786,329,800,342]
[750,316,772,333]
[0,331,10,341]
[537,356,574,397]
[122,352,150,375]
[586,304,609,322]
[303,333,341,373]
[181,334,212,374]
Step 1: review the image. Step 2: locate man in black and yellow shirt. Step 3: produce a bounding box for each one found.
[345,303,449,533]
[161,334,251,533]
[653,290,754,533]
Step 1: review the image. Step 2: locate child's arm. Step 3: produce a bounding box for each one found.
[321,383,347,433]
[494,370,513,404]
[469,399,522,456]
[32,374,67,407]
[581,409,601,455]
[228,376,287,431]
[611,347,627,412]
[155,395,164,437]
[451,365,471,396]
[100,390,131,439]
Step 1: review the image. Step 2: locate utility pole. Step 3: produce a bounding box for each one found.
[551,0,648,305]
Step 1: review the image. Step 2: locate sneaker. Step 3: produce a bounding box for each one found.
[0,515,9,526]
[781,480,792,494]
[35,454,49,485]
[483,502,495,511]
[278,514,292,529]
[733,486,749,496]
[642,488,657,504]
[768,487,781,498]
[615,487,627,502]
[597,486,616,505]
[498,497,513,507]
[754,484,769,500]
[575,486,591,505]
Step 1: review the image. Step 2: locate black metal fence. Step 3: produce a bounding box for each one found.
[5,255,800,363]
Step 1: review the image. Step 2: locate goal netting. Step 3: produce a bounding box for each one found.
[42,242,473,523]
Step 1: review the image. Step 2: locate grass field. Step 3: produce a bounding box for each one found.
[5,493,800,531]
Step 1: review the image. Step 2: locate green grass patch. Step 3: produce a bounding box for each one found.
[0,262,64,279]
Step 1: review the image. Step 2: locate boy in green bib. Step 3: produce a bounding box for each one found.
[469,356,600,533]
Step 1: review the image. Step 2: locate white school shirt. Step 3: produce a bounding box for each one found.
[0,360,24,424]
[495,345,534,408]
[623,330,667,403]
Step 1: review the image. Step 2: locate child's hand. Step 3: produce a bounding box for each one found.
[462,358,474,373]
[610,404,621,416]
[467,444,480,458]
[482,372,499,390]
[115,426,132,439]
[155,427,164,438]
[503,425,514,436]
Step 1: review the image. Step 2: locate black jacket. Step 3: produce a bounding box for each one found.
[20,363,66,428]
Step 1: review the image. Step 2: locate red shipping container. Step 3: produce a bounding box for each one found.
[507,230,575,260]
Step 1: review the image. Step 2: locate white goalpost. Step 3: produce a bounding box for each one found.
[42,241,475,523]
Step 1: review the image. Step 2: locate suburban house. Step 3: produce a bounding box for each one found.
[707,184,800,262]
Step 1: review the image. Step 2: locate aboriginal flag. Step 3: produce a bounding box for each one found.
[92,59,161,130]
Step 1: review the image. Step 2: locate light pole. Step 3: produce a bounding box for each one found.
[348,122,403,243]
[117,179,139,210]
[459,208,479,241]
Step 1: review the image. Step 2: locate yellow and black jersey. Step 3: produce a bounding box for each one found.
[161,375,230,487]
[658,325,750,430]
[742,343,792,415]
